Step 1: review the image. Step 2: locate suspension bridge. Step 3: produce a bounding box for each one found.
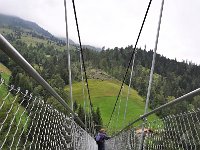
[1,0,200,149]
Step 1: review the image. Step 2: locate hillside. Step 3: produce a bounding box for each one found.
[0,13,158,131]
[0,14,101,51]
[65,79,157,131]
[0,16,66,52]
[0,63,11,98]
[0,14,77,45]
[1,13,199,133]
[0,13,79,53]
[0,63,30,149]
[0,14,52,37]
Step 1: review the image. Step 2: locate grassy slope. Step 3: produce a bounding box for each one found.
[0,27,67,51]
[0,26,158,132]
[66,79,158,131]
[0,63,11,98]
[0,64,29,148]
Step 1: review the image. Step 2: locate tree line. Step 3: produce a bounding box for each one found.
[1,26,200,124]
[0,28,103,132]
[81,45,200,117]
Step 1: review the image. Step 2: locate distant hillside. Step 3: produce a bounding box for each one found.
[0,14,101,51]
[58,37,76,45]
[59,37,102,51]
[82,45,102,51]
[0,14,72,51]
[0,23,155,131]
[2,12,197,132]
[65,79,158,131]
[0,14,52,38]
[0,14,77,45]
[87,69,114,80]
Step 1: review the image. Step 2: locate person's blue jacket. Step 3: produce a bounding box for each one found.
[95,132,110,150]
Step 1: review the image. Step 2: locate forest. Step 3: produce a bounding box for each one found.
[1,15,200,148]
[1,23,200,120]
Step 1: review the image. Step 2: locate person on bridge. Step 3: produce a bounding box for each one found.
[95,128,110,150]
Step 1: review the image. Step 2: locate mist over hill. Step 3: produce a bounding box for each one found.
[0,14,101,51]
[0,14,52,37]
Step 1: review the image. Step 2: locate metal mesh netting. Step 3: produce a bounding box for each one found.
[106,109,200,150]
[0,78,97,150]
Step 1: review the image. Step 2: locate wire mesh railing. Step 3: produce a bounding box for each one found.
[106,108,200,150]
[105,79,200,150]
[0,77,97,149]
[0,33,97,149]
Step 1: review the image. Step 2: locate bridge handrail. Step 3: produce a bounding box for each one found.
[114,87,200,137]
[0,33,85,128]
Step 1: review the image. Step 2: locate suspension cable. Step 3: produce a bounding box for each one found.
[115,86,124,133]
[71,0,95,134]
[123,50,137,127]
[144,0,164,115]
[78,47,88,131]
[107,0,153,128]
[64,0,73,111]
[139,0,165,149]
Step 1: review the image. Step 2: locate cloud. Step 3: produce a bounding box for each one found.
[0,0,200,64]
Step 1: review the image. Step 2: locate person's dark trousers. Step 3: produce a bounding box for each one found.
[97,142,105,150]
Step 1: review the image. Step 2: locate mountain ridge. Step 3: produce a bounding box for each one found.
[0,14,52,37]
[0,13,101,51]
[1,12,200,123]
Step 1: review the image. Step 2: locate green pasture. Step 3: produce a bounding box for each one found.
[65,79,158,131]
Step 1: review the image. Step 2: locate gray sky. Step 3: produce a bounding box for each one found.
[0,0,200,64]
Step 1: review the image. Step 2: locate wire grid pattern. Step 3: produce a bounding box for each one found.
[0,78,97,150]
[106,109,200,150]
[105,128,137,150]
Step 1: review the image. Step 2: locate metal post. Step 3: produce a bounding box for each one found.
[123,51,136,127]
[64,0,73,111]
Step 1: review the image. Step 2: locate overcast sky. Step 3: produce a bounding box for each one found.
[0,0,200,64]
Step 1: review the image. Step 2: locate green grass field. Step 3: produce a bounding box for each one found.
[0,63,11,98]
[0,26,159,133]
[0,28,13,34]
[0,27,68,51]
[65,79,158,132]
[0,63,30,149]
